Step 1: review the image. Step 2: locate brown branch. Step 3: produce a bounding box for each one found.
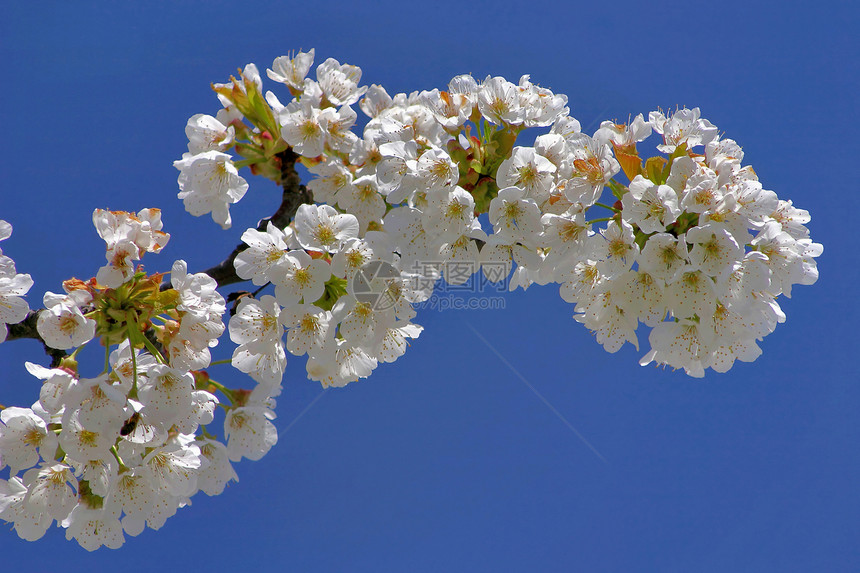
[7,311,68,366]
[197,148,313,288]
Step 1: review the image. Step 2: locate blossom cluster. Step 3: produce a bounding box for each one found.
[179,49,820,383]
[0,211,277,550]
[0,48,823,551]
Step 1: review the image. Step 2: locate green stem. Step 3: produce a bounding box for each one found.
[69,340,89,359]
[141,335,167,364]
[234,157,267,170]
[593,202,620,212]
[208,358,233,367]
[110,445,128,471]
[588,217,615,224]
[206,378,236,404]
[130,335,139,398]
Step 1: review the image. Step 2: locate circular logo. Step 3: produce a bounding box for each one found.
[348,260,401,311]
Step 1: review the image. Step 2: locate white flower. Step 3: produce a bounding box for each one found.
[0,272,33,343]
[719,252,771,314]
[558,259,603,304]
[294,204,359,253]
[413,147,459,195]
[477,76,524,125]
[280,98,325,158]
[383,207,442,272]
[611,270,667,327]
[319,104,359,154]
[769,199,811,240]
[36,289,96,350]
[196,439,238,496]
[71,456,117,498]
[706,303,762,373]
[229,295,283,344]
[316,57,366,107]
[638,233,689,283]
[280,303,331,356]
[63,375,127,433]
[448,74,479,98]
[224,406,277,462]
[422,186,476,241]
[21,463,78,535]
[665,269,718,322]
[686,223,744,281]
[62,505,125,551]
[621,175,681,234]
[334,175,386,233]
[679,169,723,214]
[639,320,708,377]
[594,114,652,147]
[185,114,234,154]
[138,365,195,429]
[360,84,394,118]
[649,107,718,153]
[274,250,331,307]
[111,471,159,535]
[371,322,423,363]
[497,147,557,202]
[171,260,225,319]
[267,49,315,90]
[58,409,116,465]
[26,361,77,416]
[419,88,473,129]
[92,207,170,287]
[488,187,542,243]
[593,220,639,278]
[330,236,388,280]
[440,234,483,286]
[573,290,639,353]
[230,296,286,385]
[234,223,295,286]
[376,140,419,202]
[517,75,568,127]
[539,211,591,262]
[752,221,821,297]
[0,407,54,475]
[140,441,203,498]
[563,133,620,206]
[307,159,355,206]
[174,150,249,229]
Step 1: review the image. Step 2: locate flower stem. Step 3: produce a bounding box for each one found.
[593,202,620,212]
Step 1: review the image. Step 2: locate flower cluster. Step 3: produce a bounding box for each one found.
[181,49,820,382]
[0,213,277,550]
[229,205,426,387]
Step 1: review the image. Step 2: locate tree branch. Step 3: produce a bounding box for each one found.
[7,312,68,366]
[198,148,313,288]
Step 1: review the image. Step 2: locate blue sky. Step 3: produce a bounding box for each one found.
[1,1,858,571]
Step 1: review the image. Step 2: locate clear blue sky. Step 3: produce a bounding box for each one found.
[2,1,858,571]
